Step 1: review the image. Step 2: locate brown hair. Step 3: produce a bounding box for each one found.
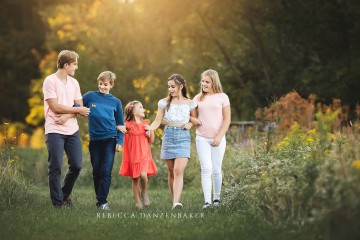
[166,74,188,111]
[57,50,79,69]
[97,71,116,85]
[124,100,141,121]
[199,69,223,101]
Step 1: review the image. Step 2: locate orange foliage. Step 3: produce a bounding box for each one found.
[256,91,351,132]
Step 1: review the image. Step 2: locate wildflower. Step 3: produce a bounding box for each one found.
[305,137,315,145]
[307,129,316,135]
[324,149,331,156]
[327,133,336,141]
[351,160,360,170]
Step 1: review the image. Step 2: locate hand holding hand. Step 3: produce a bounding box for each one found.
[144,125,154,131]
[117,125,127,133]
[78,107,90,117]
[183,122,193,130]
[145,130,151,138]
[192,118,202,126]
[116,144,122,152]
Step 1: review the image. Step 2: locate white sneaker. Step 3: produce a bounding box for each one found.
[98,203,110,210]
[202,202,212,209]
[213,199,221,207]
[172,203,183,210]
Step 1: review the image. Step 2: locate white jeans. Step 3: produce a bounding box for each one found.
[196,135,226,204]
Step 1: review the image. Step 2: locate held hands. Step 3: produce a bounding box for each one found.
[116,144,122,152]
[77,107,90,117]
[117,125,127,133]
[191,117,202,126]
[183,122,193,130]
[144,125,154,131]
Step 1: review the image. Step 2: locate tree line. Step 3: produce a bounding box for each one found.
[1,0,359,126]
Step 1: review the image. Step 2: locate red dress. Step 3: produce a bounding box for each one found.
[119,120,157,178]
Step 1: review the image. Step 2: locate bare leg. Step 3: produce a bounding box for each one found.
[172,158,188,204]
[140,171,150,206]
[132,178,142,208]
[166,160,175,201]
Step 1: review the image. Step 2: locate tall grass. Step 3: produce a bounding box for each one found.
[0,124,38,209]
[223,117,360,239]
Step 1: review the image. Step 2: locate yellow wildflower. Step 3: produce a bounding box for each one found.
[307,129,316,135]
[351,160,360,170]
[305,137,315,145]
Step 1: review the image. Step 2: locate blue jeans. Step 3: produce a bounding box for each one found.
[46,131,82,206]
[89,137,116,205]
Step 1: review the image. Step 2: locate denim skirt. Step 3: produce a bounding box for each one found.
[160,126,191,160]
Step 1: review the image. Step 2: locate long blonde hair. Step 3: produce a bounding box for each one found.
[198,69,223,101]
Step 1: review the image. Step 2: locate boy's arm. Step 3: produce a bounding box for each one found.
[115,100,125,149]
[46,98,90,116]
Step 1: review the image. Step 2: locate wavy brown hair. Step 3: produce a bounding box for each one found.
[57,50,79,69]
[166,74,188,111]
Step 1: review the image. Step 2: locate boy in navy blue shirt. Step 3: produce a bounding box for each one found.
[83,71,124,210]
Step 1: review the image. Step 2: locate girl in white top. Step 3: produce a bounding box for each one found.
[193,69,231,209]
[146,74,197,210]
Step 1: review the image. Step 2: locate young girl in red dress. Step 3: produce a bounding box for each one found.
[118,101,157,209]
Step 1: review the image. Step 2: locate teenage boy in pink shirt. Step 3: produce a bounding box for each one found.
[193,69,231,209]
[43,50,90,207]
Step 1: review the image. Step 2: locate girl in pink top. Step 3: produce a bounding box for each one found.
[193,69,231,209]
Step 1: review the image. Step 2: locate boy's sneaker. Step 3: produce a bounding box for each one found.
[63,198,76,208]
[172,203,183,210]
[213,199,221,207]
[202,202,212,209]
[98,203,110,210]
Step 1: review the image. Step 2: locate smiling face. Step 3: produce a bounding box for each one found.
[98,79,113,94]
[65,60,78,76]
[201,75,214,94]
[168,80,182,97]
[133,102,145,118]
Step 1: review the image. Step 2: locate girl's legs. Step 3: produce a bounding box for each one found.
[211,137,226,202]
[166,160,175,200]
[140,171,150,206]
[196,136,213,204]
[172,158,188,204]
[132,178,142,208]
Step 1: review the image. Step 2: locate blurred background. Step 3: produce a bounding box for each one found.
[1,0,359,129]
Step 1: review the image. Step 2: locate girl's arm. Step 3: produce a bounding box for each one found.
[146,130,155,143]
[145,107,164,131]
[212,105,231,147]
[189,107,202,126]
[183,108,197,130]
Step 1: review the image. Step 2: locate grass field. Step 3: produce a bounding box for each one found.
[0,184,311,240]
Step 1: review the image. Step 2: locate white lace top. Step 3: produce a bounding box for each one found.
[158,98,197,124]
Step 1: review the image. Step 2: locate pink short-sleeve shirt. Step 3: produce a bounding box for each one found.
[194,93,230,139]
[43,74,82,135]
